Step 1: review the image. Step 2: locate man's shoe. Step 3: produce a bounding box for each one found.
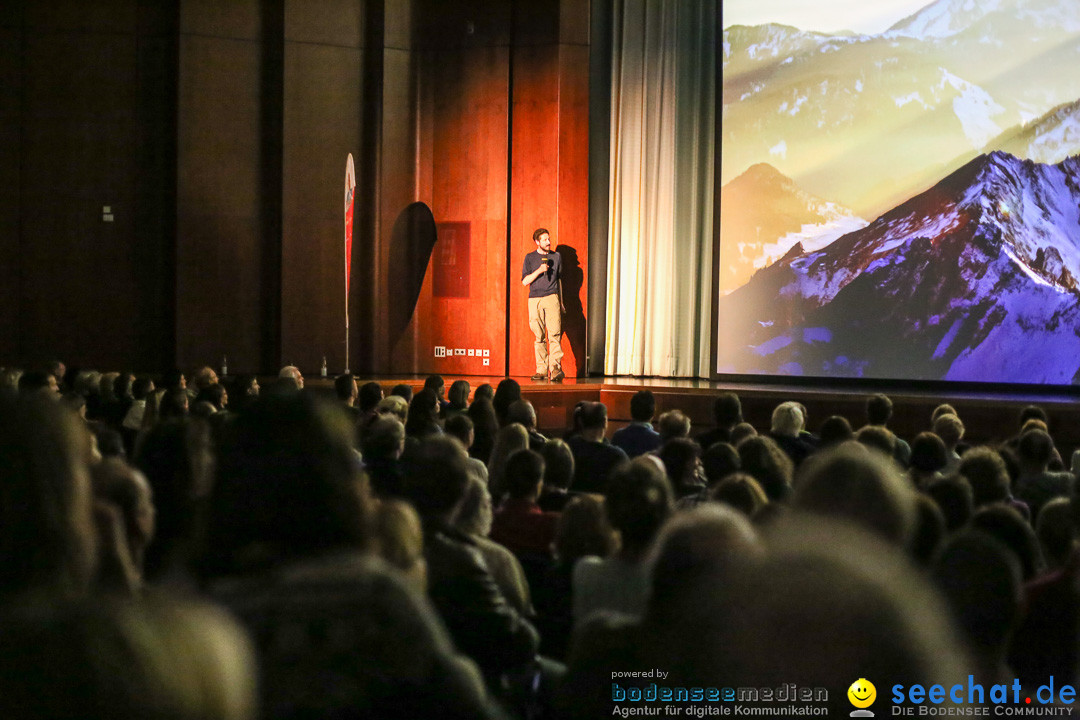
[550,369,565,382]
[530,373,546,381]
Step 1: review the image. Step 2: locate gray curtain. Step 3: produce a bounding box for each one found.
[604,0,716,377]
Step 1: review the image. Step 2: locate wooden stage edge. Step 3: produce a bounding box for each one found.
[320,374,1080,450]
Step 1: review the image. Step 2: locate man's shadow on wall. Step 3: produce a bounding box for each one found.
[557,245,586,376]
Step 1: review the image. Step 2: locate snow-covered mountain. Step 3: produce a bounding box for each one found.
[722,0,1080,218]
[719,164,866,296]
[986,98,1080,164]
[716,151,1080,383]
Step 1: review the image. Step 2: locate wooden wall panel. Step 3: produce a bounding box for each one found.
[176,33,264,371]
[0,26,21,365]
[281,38,363,376]
[390,45,509,376]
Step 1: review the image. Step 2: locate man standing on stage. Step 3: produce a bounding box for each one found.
[521,227,565,382]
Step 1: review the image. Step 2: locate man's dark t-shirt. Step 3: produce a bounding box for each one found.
[522,251,561,298]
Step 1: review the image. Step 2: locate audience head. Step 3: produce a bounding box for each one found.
[657,409,691,441]
[932,413,964,449]
[769,401,804,437]
[969,505,1043,581]
[18,369,60,397]
[931,530,1022,664]
[648,504,761,619]
[191,366,219,392]
[818,415,854,447]
[1018,404,1048,430]
[629,390,656,422]
[203,394,370,577]
[554,494,616,564]
[707,472,769,518]
[736,435,794,502]
[402,435,471,518]
[487,423,530,499]
[855,425,897,458]
[195,383,228,412]
[162,370,186,392]
[957,447,1011,508]
[701,441,740,485]
[866,393,894,425]
[506,399,538,431]
[926,475,974,532]
[357,381,383,412]
[656,437,703,490]
[334,374,358,403]
[404,388,441,439]
[443,413,474,449]
[374,395,408,424]
[423,374,445,399]
[504,448,545,501]
[794,443,916,545]
[361,416,406,463]
[473,383,494,403]
[390,383,412,403]
[910,432,948,474]
[728,422,757,447]
[579,401,608,437]
[466,397,499,462]
[931,403,957,423]
[492,378,522,425]
[540,438,575,491]
[604,457,673,558]
[712,392,742,427]
[160,387,190,419]
[447,380,470,410]
[276,365,304,391]
[1017,428,1054,471]
[0,596,256,720]
[1036,497,1075,571]
[454,473,494,538]
[0,396,97,599]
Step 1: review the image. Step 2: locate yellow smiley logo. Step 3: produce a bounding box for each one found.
[848,679,876,709]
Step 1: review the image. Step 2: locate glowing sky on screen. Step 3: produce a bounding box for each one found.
[723,0,933,35]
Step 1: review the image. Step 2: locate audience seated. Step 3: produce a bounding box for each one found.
[566,401,628,495]
[538,438,577,511]
[767,401,815,467]
[506,399,548,450]
[488,423,530,502]
[695,392,742,450]
[656,409,691,443]
[736,435,793,502]
[865,393,912,467]
[572,457,672,624]
[467,397,500,464]
[1014,429,1074,519]
[611,390,662,457]
[490,449,559,557]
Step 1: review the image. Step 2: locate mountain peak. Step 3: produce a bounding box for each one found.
[887,0,1007,40]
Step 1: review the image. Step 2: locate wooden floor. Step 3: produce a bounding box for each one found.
[312,373,1080,450]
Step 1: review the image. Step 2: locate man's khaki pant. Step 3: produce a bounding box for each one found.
[528,293,563,376]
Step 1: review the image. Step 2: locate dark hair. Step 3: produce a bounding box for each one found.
[713,393,742,426]
[195,383,227,411]
[657,410,691,441]
[505,449,545,499]
[334,374,356,401]
[926,476,974,532]
[473,383,494,403]
[580,401,608,431]
[18,370,54,394]
[866,394,893,425]
[390,384,413,403]
[737,435,793,502]
[423,375,444,394]
[818,415,854,447]
[1017,429,1054,467]
[969,505,1043,581]
[702,442,740,485]
[657,438,702,487]
[160,388,189,419]
[604,458,672,556]
[403,436,471,515]
[203,394,371,577]
[1019,405,1048,428]
[910,432,948,473]
[856,425,897,458]
[161,370,185,392]
[447,380,470,410]
[444,414,474,446]
[404,388,441,440]
[506,400,537,430]
[958,447,1010,507]
[467,398,499,463]
[708,472,768,517]
[358,382,384,412]
[132,376,155,401]
[492,379,522,426]
[362,416,405,462]
[630,391,656,422]
[532,227,549,243]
